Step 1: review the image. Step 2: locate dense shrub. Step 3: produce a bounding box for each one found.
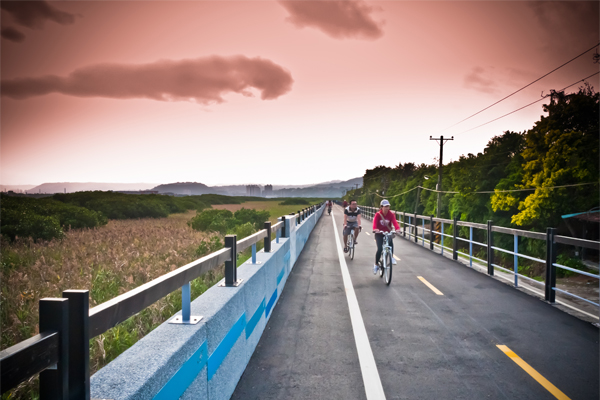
[279,198,310,205]
[187,208,270,236]
[1,195,107,241]
[187,209,234,234]
[195,235,223,257]
[233,208,270,230]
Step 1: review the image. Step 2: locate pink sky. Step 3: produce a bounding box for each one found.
[2,1,598,186]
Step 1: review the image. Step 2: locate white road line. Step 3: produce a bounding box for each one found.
[366,232,371,236]
[332,213,386,400]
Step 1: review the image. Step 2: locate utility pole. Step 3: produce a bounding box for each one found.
[430,135,453,218]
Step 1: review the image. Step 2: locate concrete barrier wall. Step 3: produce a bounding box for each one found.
[91,206,324,400]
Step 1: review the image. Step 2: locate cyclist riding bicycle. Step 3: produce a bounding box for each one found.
[372,199,399,274]
[343,199,361,253]
[327,200,333,214]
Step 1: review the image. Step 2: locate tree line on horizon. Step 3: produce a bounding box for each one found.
[346,85,599,234]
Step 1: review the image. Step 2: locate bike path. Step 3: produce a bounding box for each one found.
[231,205,365,399]
[233,205,599,399]
[344,205,598,400]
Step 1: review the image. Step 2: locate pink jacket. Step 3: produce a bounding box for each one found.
[373,210,400,232]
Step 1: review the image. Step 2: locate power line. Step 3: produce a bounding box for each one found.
[440,42,600,133]
[372,182,597,198]
[456,71,600,135]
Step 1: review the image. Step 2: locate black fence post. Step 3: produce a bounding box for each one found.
[430,215,434,250]
[39,298,69,400]
[452,215,458,260]
[414,213,418,243]
[545,228,557,303]
[224,235,238,286]
[62,290,89,400]
[403,212,406,237]
[280,216,286,237]
[487,220,494,276]
[264,222,272,253]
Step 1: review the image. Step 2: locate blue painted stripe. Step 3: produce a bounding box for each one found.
[245,299,265,339]
[153,341,208,400]
[277,266,285,285]
[207,313,246,381]
[265,289,277,317]
[283,250,290,264]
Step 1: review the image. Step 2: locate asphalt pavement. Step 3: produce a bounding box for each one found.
[232,205,599,400]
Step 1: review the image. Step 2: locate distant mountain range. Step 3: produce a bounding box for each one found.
[6,177,363,198]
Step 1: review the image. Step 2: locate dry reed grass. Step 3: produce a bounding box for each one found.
[1,210,223,399]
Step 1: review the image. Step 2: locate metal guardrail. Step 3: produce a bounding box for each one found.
[359,205,599,310]
[0,202,324,398]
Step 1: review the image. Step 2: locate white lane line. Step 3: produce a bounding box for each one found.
[417,276,444,296]
[332,213,386,400]
[366,232,371,236]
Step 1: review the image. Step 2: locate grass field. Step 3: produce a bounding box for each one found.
[212,200,316,223]
[1,210,224,399]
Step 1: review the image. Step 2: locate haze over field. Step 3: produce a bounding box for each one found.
[1,1,598,186]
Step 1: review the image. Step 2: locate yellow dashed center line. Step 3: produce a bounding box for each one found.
[496,345,571,400]
[417,276,444,295]
[393,255,400,261]
[365,232,370,236]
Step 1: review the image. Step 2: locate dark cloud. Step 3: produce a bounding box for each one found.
[464,67,499,94]
[529,2,599,56]
[0,1,77,30]
[278,0,384,40]
[1,27,25,42]
[1,56,294,104]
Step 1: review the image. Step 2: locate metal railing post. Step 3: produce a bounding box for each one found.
[514,234,519,287]
[224,235,240,286]
[440,222,444,255]
[62,290,89,400]
[403,212,406,237]
[487,220,494,276]
[39,298,69,400]
[430,215,434,250]
[422,218,425,246]
[281,216,286,238]
[264,221,272,252]
[414,214,418,242]
[452,215,458,260]
[469,227,473,267]
[181,282,191,322]
[545,228,557,303]
[251,243,257,264]
[408,216,412,239]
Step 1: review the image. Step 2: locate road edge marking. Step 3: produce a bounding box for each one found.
[332,212,386,400]
[496,345,571,400]
[417,276,444,295]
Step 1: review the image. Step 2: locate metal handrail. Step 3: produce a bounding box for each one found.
[1,332,59,392]
[89,248,231,337]
[362,204,600,310]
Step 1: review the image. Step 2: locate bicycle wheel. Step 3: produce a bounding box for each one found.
[378,260,384,278]
[384,252,393,285]
[349,235,354,260]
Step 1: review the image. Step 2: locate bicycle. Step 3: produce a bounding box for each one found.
[328,206,332,215]
[376,231,395,285]
[345,226,361,260]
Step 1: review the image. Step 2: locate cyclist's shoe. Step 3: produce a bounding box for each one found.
[354,240,358,244]
[373,264,379,275]
[391,258,397,265]
[344,247,348,253]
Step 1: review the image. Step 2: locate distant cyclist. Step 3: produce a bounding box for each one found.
[343,199,361,252]
[342,200,348,208]
[326,200,333,214]
[372,199,399,274]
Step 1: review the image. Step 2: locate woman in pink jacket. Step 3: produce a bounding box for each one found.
[372,199,399,274]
